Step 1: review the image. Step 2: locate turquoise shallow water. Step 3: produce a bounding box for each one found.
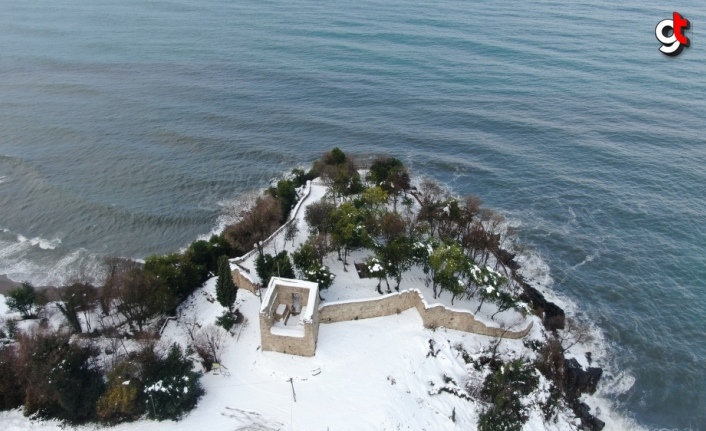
[0,0,705,428]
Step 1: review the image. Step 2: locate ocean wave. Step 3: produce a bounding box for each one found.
[0,228,104,287]
[489,210,645,430]
[16,234,63,250]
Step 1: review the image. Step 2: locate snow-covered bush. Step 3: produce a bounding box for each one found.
[95,361,142,424]
[478,359,538,431]
[292,242,335,290]
[17,330,105,424]
[139,343,204,421]
[304,265,335,290]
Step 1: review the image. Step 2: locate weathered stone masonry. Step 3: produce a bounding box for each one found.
[259,278,321,357]
[318,290,533,340]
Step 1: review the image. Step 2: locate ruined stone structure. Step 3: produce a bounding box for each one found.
[257,279,531,357]
[318,290,533,340]
[259,277,321,357]
[231,266,259,294]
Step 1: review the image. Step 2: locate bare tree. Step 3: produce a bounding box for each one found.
[224,195,282,259]
[418,178,448,236]
[114,269,169,333]
[487,318,525,364]
[320,158,360,204]
[194,325,227,365]
[304,200,335,236]
[284,221,300,248]
[558,318,593,353]
[180,314,202,346]
[100,257,139,316]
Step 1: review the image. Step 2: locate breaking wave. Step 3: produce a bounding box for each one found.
[0,228,104,287]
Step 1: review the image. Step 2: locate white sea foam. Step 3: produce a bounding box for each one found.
[15,234,62,250]
[483,208,646,430]
[24,236,62,250]
[569,251,599,271]
[0,228,104,287]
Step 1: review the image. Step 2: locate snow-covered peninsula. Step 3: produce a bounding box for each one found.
[0,149,636,431]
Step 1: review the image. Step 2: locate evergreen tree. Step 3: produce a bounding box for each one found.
[140,344,204,421]
[255,251,295,287]
[215,256,237,313]
[5,283,37,319]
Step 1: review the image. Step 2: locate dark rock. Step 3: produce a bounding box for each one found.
[519,282,546,309]
[573,401,605,431]
[496,249,520,270]
[543,301,566,331]
[564,358,603,398]
[518,282,565,331]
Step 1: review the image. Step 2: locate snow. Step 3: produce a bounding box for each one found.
[0,299,644,431]
[0,294,9,316]
[270,325,305,338]
[0,181,647,431]
[260,277,318,323]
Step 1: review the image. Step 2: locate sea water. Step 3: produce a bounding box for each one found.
[0,0,704,429]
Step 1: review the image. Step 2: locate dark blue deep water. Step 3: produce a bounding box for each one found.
[0,1,704,429]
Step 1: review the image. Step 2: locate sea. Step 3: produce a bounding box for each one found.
[0,0,704,429]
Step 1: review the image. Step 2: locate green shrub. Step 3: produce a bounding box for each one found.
[144,253,205,300]
[185,240,220,277]
[478,360,538,431]
[367,156,405,187]
[95,361,142,424]
[291,168,315,187]
[5,283,38,319]
[268,179,298,221]
[255,251,295,287]
[5,319,17,338]
[140,344,204,421]
[215,256,237,312]
[215,311,238,331]
[292,242,319,274]
[19,331,105,424]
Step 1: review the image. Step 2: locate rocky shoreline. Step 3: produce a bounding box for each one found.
[498,250,606,431]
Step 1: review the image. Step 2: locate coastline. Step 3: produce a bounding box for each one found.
[0,273,60,301]
[0,174,638,430]
[0,274,21,294]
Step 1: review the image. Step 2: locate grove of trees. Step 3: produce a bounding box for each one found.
[283,148,526,317]
[0,146,535,427]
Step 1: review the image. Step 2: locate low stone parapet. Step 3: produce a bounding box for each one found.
[231,267,259,294]
[319,289,532,339]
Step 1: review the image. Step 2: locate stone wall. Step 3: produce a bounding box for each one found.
[259,281,321,357]
[231,267,259,294]
[259,314,319,357]
[229,180,315,294]
[232,180,314,265]
[319,290,532,339]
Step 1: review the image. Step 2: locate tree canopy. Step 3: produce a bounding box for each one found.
[215,256,238,313]
[5,283,38,319]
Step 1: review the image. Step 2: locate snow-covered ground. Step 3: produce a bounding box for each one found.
[0,181,645,431]
[1,276,639,431]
